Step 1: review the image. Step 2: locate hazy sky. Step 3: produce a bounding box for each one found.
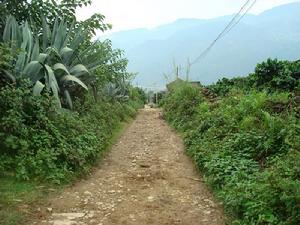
[76,0,300,33]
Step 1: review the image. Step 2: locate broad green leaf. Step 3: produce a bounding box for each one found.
[61,75,88,90]
[60,47,74,64]
[31,39,40,61]
[45,65,61,108]
[64,90,73,110]
[51,18,59,45]
[62,20,75,48]
[38,53,48,63]
[15,53,26,75]
[3,16,15,42]
[45,47,61,59]
[33,81,45,96]
[42,16,51,51]
[70,64,90,76]
[53,63,70,75]
[69,29,85,50]
[22,61,43,83]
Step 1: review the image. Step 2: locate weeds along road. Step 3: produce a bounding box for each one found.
[30,108,224,225]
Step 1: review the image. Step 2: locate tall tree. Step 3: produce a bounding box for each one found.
[0,0,111,40]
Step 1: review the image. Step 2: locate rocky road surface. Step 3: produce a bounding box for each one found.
[29,108,224,225]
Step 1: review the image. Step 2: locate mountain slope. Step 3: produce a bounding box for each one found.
[103,2,300,88]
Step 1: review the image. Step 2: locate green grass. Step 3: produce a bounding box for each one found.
[0,175,47,225]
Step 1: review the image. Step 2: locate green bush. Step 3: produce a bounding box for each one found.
[163,82,204,131]
[162,80,300,224]
[254,59,300,91]
[208,59,300,97]
[0,80,140,183]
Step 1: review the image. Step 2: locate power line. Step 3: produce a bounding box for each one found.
[163,0,258,82]
[222,0,257,37]
[190,0,257,66]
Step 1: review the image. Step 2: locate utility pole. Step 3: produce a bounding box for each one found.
[186,58,191,81]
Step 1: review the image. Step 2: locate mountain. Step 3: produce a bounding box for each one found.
[101,2,300,89]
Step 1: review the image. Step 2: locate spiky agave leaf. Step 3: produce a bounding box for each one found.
[42,16,51,51]
[64,90,73,109]
[14,21,34,75]
[33,81,45,96]
[31,39,40,61]
[60,47,74,65]
[69,29,86,51]
[44,65,61,107]
[22,61,43,83]
[53,63,70,76]
[3,16,21,46]
[61,74,88,90]
[70,64,90,77]
[53,19,68,50]
[38,53,48,63]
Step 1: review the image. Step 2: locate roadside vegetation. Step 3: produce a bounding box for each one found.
[162,59,300,225]
[0,1,146,224]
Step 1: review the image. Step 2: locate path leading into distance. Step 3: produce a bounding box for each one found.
[30,108,224,225]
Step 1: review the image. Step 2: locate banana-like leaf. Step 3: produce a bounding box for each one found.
[53,63,70,75]
[21,22,33,65]
[3,16,18,43]
[53,20,67,50]
[42,16,51,51]
[60,47,74,64]
[69,29,85,50]
[45,65,59,91]
[15,53,26,75]
[33,81,45,96]
[64,90,73,110]
[51,18,59,46]
[70,64,90,77]
[38,53,48,63]
[45,65,61,108]
[61,75,88,90]
[3,16,12,41]
[62,20,75,48]
[31,39,40,61]
[22,61,43,83]
[45,47,61,59]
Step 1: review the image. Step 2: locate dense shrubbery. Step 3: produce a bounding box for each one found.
[0,0,146,183]
[0,80,143,183]
[163,59,300,224]
[208,58,300,96]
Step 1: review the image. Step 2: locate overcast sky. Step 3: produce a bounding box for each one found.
[76,0,300,33]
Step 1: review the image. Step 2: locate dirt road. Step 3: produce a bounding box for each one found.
[31,108,224,225]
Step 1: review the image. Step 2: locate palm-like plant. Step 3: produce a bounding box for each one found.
[3,15,102,109]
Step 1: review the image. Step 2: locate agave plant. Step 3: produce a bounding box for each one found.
[103,79,130,101]
[2,15,103,109]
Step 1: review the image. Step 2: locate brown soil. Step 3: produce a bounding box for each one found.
[29,108,224,225]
